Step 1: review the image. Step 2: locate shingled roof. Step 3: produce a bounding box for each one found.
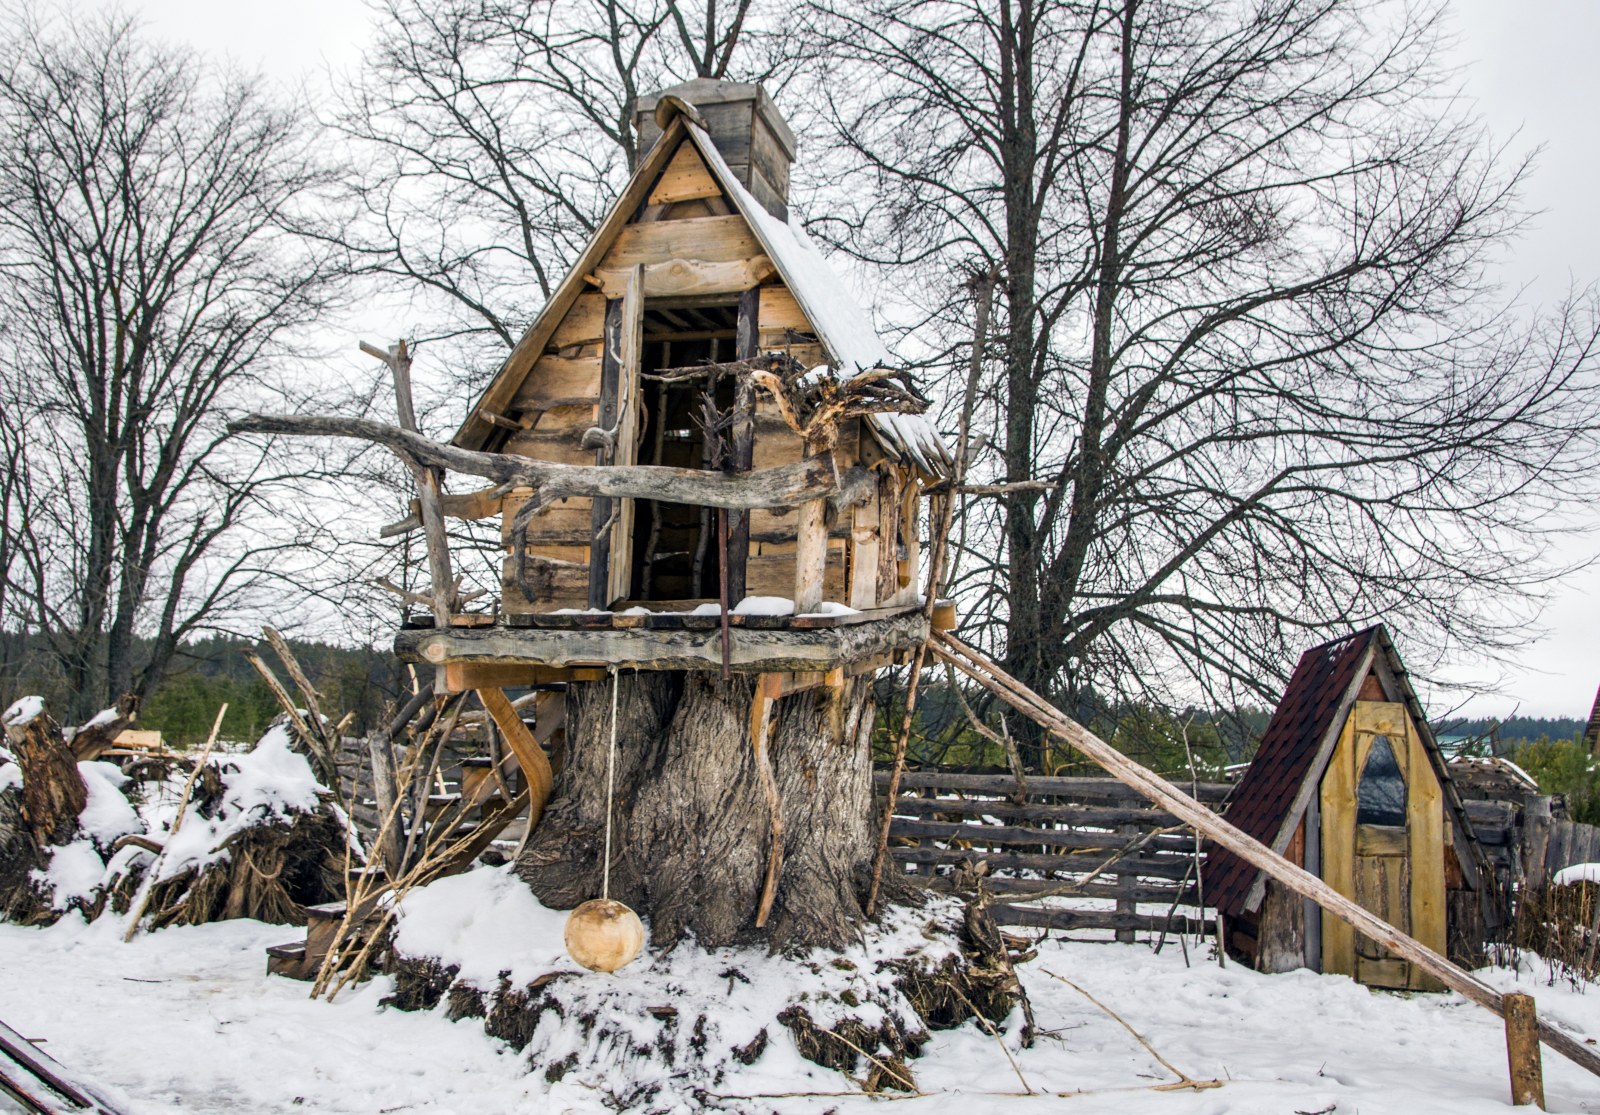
[1203,625,1488,922]
[1203,628,1380,920]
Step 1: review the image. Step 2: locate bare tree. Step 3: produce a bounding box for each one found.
[0,9,348,718]
[328,0,785,380]
[805,0,1600,764]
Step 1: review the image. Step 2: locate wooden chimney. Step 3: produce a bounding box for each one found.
[632,79,798,220]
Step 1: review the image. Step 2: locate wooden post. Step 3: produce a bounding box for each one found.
[367,731,403,873]
[1115,821,1138,943]
[1524,796,1552,892]
[1503,993,1545,1108]
[794,451,828,614]
[362,341,454,629]
[727,286,759,603]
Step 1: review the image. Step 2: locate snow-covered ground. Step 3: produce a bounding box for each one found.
[2,905,1598,1114]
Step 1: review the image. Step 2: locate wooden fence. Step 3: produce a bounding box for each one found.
[876,770,1231,938]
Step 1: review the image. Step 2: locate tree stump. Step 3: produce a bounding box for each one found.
[516,671,883,951]
[3,700,86,848]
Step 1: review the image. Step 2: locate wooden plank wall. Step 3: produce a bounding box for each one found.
[490,136,900,614]
[877,770,1228,938]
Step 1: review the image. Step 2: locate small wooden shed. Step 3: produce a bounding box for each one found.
[1203,626,1494,988]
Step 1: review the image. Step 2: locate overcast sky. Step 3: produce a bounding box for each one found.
[83,0,1600,720]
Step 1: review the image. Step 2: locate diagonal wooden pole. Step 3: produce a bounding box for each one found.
[931,632,1600,1083]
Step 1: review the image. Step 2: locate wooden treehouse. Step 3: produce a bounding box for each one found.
[247,80,954,952]
[1203,626,1497,988]
[399,78,950,686]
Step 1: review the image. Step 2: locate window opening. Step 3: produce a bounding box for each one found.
[1356,733,1407,827]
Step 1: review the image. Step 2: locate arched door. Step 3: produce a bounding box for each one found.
[1320,699,1446,989]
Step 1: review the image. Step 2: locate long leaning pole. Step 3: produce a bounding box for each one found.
[931,632,1600,1084]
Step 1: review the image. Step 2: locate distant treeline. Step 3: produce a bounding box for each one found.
[1436,716,1589,747]
[0,631,411,747]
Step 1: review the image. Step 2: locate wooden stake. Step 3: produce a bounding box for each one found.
[931,633,1600,1082]
[362,340,456,651]
[1503,993,1545,1108]
[123,704,227,942]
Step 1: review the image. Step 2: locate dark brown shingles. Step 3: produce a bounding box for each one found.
[1202,627,1381,919]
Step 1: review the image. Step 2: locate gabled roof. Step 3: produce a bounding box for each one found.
[1203,625,1486,920]
[454,109,952,479]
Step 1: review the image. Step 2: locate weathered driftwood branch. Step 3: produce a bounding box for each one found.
[230,414,838,511]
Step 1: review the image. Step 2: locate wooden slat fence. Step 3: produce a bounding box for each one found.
[877,770,1231,938]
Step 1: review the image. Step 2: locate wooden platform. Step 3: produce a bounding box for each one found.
[394,606,927,675]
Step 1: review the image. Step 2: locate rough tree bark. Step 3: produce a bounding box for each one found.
[3,704,85,848]
[516,671,888,951]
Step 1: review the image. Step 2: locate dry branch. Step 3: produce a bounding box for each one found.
[230,414,838,511]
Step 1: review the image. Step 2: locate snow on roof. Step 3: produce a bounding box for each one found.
[685,124,953,479]
[1555,862,1600,886]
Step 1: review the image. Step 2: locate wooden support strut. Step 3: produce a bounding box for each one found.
[929,632,1600,1084]
[750,671,784,927]
[476,688,553,834]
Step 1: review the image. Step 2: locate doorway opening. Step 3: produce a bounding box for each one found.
[627,300,739,602]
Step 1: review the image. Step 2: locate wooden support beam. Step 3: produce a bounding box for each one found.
[1504,993,1546,1108]
[593,256,775,299]
[931,632,1600,1083]
[443,662,603,692]
[398,611,930,674]
[727,286,759,603]
[751,672,784,928]
[476,687,553,833]
[793,489,827,614]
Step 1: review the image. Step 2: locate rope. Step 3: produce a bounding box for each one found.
[602,665,620,900]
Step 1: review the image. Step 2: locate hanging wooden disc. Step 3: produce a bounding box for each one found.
[565,897,645,973]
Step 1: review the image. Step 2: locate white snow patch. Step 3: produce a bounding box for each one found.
[2,695,44,728]
[0,761,19,793]
[618,606,652,616]
[3,907,1600,1113]
[80,707,120,731]
[549,607,609,615]
[392,865,572,989]
[689,602,724,616]
[76,761,140,845]
[798,601,859,617]
[1554,862,1600,886]
[733,595,794,616]
[33,841,108,910]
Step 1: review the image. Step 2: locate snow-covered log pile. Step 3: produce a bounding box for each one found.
[381,866,1019,1100]
[126,725,349,930]
[0,698,350,929]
